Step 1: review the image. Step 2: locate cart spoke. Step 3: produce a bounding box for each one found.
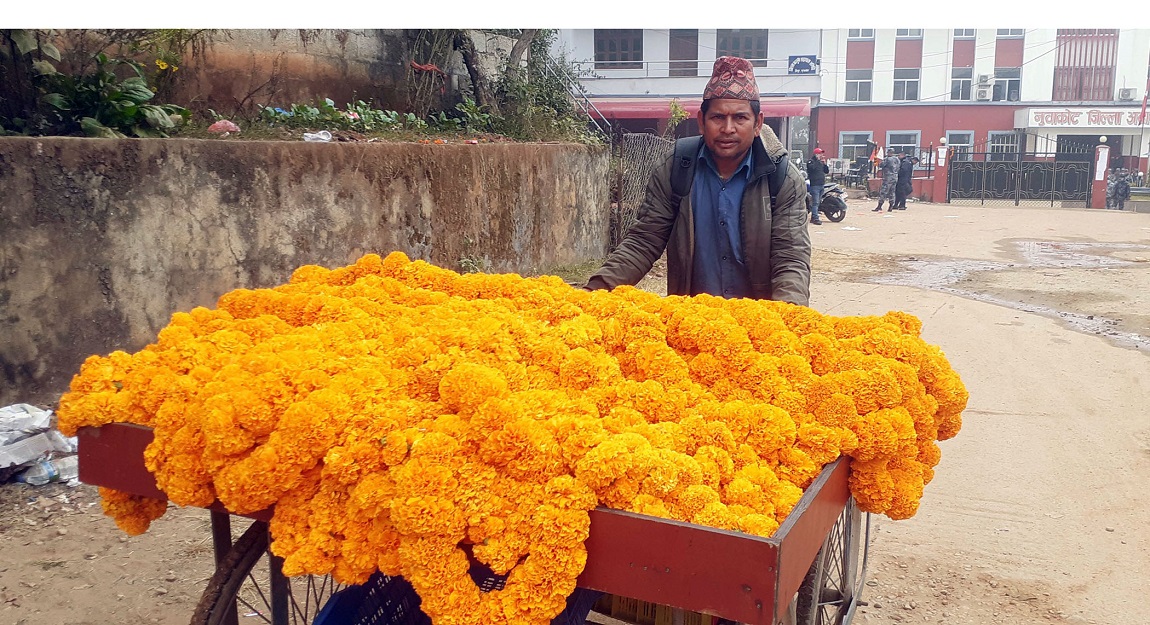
[236,594,272,624]
[247,568,273,612]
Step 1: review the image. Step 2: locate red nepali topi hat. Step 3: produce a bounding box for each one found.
[703,56,760,101]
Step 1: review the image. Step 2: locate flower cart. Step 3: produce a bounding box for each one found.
[77,422,868,625]
[62,253,967,625]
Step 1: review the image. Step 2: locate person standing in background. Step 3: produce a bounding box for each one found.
[893,154,916,210]
[873,150,901,212]
[806,148,829,225]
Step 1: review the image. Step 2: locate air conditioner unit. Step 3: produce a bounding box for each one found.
[977,74,992,85]
[1119,88,1136,100]
[975,87,991,101]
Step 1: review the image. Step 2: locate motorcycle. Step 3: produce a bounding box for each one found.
[806,180,848,222]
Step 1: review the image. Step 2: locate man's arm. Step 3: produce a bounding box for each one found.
[768,164,812,306]
[585,156,680,290]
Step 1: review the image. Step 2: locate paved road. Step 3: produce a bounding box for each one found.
[810,201,1150,625]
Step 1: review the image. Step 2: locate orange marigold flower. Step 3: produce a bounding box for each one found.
[60,252,967,625]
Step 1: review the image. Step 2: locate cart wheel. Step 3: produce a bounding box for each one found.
[190,520,345,625]
[793,500,868,625]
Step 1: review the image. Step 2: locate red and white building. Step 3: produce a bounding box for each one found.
[555,28,1150,203]
[815,29,1150,175]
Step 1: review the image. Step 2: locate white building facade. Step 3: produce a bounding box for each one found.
[554,29,823,154]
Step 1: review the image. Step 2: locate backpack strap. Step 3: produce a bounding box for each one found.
[670,135,703,207]
[766,154,790,209]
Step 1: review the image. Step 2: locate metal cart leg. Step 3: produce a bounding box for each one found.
[270,553,290,625]
[209,511,240,625]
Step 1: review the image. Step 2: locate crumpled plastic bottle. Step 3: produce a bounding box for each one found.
[16,455,79,486]
[302,130,333,142]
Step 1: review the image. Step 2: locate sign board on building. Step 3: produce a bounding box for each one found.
[1017,107,1146,129]
[788,55,818,75]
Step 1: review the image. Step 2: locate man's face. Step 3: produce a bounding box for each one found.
[698,99,762,165]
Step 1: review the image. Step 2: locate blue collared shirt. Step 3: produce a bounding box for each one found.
[690,144,753,298]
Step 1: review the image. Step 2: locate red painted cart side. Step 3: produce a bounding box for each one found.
[77,423,849,625]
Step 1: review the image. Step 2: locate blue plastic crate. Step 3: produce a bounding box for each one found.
[314,573,431,625]
[313,566,599,625]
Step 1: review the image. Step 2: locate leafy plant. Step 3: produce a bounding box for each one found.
[427,111,461,131]
[258,98,429,133]
[2,30,191,137]
[664,98,688,138]
[458,236,486,274]
[1,29,62,133]
[454,97,492,132]
[41,52,189,138]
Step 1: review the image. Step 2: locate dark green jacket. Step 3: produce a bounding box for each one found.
[586,127,812,306]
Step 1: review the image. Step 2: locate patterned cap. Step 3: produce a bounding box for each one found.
[702,56,760,101]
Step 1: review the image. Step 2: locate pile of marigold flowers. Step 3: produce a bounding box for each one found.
[57,251,966,625]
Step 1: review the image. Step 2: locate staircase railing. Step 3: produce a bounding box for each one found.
[538,56,612,140]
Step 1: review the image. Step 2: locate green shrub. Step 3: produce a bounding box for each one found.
[42,53,189,138]
[1,30,189,138]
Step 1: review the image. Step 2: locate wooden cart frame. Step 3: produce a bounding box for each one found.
[77,423,868,625]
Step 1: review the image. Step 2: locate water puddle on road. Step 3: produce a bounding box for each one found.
[869,240,1150,351]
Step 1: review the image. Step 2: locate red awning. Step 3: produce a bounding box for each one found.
[585,97,811,120]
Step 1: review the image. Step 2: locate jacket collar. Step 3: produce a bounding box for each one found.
[749,136,776,181]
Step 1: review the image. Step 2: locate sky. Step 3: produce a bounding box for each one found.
[9,2,1150,30]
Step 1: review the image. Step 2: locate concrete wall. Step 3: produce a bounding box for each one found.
[142,28,511,116]
[172,29,412,114]
[0,138,610,406]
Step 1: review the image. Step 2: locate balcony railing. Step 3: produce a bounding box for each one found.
[576,58,815,79]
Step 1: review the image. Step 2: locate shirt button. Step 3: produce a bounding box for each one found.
[720,221,726,226]
[722,256,728,261]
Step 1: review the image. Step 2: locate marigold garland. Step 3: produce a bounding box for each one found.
[57,252,967,625]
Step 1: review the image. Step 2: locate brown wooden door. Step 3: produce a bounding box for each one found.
[669,29,698,77]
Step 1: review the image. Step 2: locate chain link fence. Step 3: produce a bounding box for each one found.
[612,133,674,249]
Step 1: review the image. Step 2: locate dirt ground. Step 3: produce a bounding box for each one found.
[2,199,1149,625]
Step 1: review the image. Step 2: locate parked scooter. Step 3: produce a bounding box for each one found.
[806,180,848,222]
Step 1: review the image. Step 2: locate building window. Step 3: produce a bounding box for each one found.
[594,29,643,70]
[840,132,873,162]
[954,29,976,38]
[887,132,921,159]
[946,131,974,161]
[893,69,920,101]
[896,29,923,38]
[996,29,1025,38]
[992,67,1021,101]
[988,131,1019,161]
[1053,29,1118,101]
[845,69,872,102]
[951,67,973,100]
[847,29,874,39]
[717,29,768,67]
